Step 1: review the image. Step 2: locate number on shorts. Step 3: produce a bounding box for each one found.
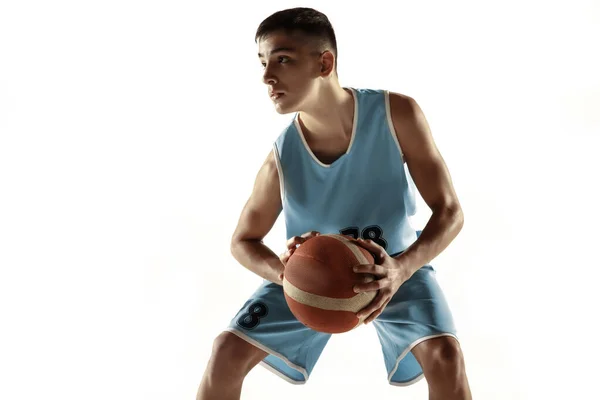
[236,301,269,330]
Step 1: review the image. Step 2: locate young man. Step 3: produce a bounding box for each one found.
[197,7,472,400]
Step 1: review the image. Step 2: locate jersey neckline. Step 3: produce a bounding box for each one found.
[293,87,358,168]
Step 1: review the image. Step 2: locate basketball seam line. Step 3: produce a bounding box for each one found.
[290,252,358,267]
[327,235,370,265]
[283,277,376,313]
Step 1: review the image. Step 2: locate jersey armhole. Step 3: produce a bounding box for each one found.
[272,142,285,204]
[385,90,419,217]
[384,90,406,163]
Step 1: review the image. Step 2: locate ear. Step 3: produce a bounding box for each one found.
[319,50,335,76]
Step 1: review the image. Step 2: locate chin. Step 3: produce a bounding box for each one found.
[271,92,304,114]
[273,106,296,115]
[273,101,298,115]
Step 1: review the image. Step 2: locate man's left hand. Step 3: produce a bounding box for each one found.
[352,238,414,324]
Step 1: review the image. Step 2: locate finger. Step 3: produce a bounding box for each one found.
[285,236,304,250]
[363,310,381,325]
[357,238,381,247]
[353,264,386,276]
[364,300,390,324]
[353,278,390,293]
[356,273,377,285]
[301,231,320,239]
[280,247,296,263]
[355,238,386,257]
[286,232,320,250]
[356,291,386,318]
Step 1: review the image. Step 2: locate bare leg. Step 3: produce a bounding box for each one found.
[412,336,472,400]
[196,332,268,400]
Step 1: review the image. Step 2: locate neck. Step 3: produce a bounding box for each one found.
[297,83,354,140]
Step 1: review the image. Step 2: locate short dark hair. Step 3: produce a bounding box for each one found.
[255,7,338,71]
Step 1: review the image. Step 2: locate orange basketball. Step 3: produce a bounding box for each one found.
[282,234,378,333]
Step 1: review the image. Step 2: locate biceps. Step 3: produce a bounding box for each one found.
[390,93,460,211]
[234,199,282,242]
[406,153,458,211]
[231,151,282,242]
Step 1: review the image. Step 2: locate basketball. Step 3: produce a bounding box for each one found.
[282,234,378,333]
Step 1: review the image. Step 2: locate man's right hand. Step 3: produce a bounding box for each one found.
[278,231,321,281]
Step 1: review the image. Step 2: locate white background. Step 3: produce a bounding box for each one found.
[1,0,599,399]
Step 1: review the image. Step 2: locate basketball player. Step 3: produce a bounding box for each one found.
[197,7,472,400]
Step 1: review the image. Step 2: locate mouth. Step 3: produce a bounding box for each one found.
[270,92,285,100]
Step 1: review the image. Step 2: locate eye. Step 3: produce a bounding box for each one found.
[260,56,290,69]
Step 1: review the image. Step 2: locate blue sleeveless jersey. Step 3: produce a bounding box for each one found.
[273,88,419,257]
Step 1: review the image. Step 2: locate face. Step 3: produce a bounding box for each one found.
[257,31,332,114]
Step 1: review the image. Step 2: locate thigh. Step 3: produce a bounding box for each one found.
[377,265,456,329]
[372,265,457,385]
[226,280,332,383]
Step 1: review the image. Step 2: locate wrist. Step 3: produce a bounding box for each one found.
[274,263,285,285]
[393,253,420,279]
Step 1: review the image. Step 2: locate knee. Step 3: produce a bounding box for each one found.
[209,332,262,372]
[425,337,465,376]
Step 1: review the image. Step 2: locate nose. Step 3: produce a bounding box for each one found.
[262,64,278,85]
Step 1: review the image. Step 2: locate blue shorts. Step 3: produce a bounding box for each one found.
[225,263,458,386]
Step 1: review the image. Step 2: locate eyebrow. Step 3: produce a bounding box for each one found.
[258,47,297,58]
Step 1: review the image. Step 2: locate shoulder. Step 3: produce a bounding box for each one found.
[386,91,437,162]
[353,87,416,114]
[386,91,430,138]
[253,148,281,202]
[387,91,419,117]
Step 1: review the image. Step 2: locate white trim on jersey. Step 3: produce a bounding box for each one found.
[293,87,359,168]
[384,90,406,163]
[272,142,285,204]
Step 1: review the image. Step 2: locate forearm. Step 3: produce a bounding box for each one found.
[231,239,285,285]
[396,205,464,274]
